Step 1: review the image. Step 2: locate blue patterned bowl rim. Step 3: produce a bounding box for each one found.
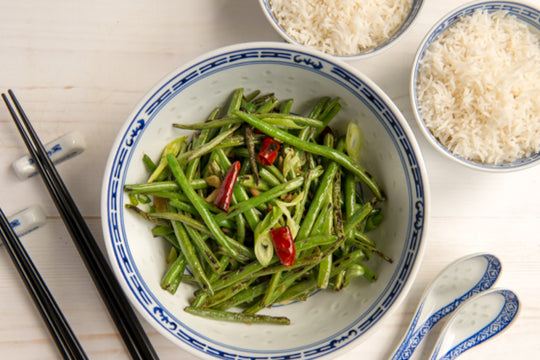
[101,41,429,359]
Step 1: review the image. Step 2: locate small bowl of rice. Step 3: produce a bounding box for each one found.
[259,0,424,59]
[411,1,540,171]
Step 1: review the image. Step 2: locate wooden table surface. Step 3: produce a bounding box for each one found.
[1,1,539,359]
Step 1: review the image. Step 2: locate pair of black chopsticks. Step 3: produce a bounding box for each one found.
[0,208,88,359]
[1,90,159,360]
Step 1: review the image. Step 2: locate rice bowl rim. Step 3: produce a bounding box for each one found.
[410,0,540,172]
[258,0,425,60]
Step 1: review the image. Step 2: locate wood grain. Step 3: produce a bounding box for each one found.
[0,1,539,359]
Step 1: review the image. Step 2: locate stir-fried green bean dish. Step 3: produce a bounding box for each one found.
[124,88,390,325]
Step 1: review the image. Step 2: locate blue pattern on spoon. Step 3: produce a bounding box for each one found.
[430,288,519,360]
[391,253,501,360]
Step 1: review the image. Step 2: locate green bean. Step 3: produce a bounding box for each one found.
[311,191,332,237]
[256,253,323,278]
[262,164,287,184]
[258,113,324,128]
[168,199,199,217]
[343,264,366,288]
[171,218,213,294]
[258,97,280,114]
[179,275,200,287]
[293,165,323,225]
[353,230,377,247]
[191,135,249,153]
[174,118,239,130]
[124,181,178,194]
[143,191,189,202]
[125,204,166,225]
[209,260,266,292]
[178,124,240,164]
[296,138,344,240]
[317,254,332,289]
[259,168,282,187]
[213,148,261,230]
[241,98,257,113]
[183,222,221,273]
[234,212,247,244]
[280,98,293,114]
[295,235,338,252]
[250,92,274,105]
[333,270,346,291]
[344,172,357,221]
[192,256,230,307]
[142,153,157,173]
[244,125,259,185]
[332,169,347,248]
[244,260,319,314]
[316,97,342,134]
[364,208,384,232]
[227,88,244,115]
[151,225,174,239]
[215,282,267,311]
[276,277,317,304]
[160,250,187,294]
[124,179,207,194]
[145,212,214,234]
[333,262,376,286]
[185,107,220,181]
[315,188,334,289]
[184,306,290,325]
[343,202,373,234]
[217,177,303,222]
[350,232,393,263]
[173,115,307,131]
[166,154,253,263]
[234,110,384,200]
[244,89,260,102]
[308,97,330,119]
[168,196,225,217]
[239,175,270,191]
[260,271,282,308]
[202,279,254,308]
[359,263,377,282]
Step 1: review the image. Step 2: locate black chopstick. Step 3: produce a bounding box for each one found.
[2,90,160,360]
[0,208,88,360]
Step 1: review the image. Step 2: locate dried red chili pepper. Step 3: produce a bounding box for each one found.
[270,226,295,266]
[257,136,280,166]
[214,160,241,212]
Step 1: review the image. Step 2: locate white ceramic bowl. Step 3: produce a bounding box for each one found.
[410,1,540,171]
[101,42,429,359]
[258,0,424,60]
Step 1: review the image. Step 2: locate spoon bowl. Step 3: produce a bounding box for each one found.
[391,253,502,360]
[429,288,520,360]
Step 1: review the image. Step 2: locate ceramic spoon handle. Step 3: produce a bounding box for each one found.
[430,289,519,360]
[391,305,444,360]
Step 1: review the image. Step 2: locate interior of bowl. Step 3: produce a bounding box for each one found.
[259,0,424,59]
[102,42,428,359]
[410,1,540,171]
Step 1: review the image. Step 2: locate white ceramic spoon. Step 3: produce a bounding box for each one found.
[429,288,519,360]
[391,253,502,360]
